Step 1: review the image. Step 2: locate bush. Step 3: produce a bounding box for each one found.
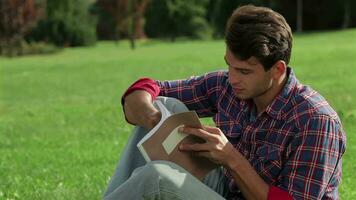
[21,41,59,55]
[189,17,213,40]
[0,40,59,57]
[27,0,97,47]
[145,0,212,40]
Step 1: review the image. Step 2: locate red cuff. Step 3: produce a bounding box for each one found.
[121,78,160,124]
[121,77,160,106]
[267,186,293,200]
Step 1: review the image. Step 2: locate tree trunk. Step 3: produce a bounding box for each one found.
[296,0,303,33]
[128,0,136,49]
[114,25,120,46]
[134,0,149,39]
[114,1,121,45]
[342,0,350,29]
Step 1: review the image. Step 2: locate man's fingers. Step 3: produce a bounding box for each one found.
[202,125,222,134]
[179,126,217,141]
[180,142,210,152]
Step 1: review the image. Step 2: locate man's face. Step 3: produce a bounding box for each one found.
[225,49,274,100]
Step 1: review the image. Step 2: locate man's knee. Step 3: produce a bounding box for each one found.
[137,161,186,189]
[139,161,225,199]
[155,96,189,113]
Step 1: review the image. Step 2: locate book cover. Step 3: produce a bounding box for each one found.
[137,101,217,180]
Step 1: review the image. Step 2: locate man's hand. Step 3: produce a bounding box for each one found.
[124,90,161,130]
[179,125,270,200]
[178,125,236,166]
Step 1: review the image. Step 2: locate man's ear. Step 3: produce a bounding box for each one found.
[271,60,286,79]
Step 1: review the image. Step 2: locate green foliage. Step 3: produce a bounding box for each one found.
[207,0,270,38]
[92,0,356,41]
[1,29,356,199]
[272,0,356,31]
[207,0,240,38]
[145,0,212,40]
[0,0,38,56]
[21,41,59,55]
[28,0,97,47]
[91,0,117,40]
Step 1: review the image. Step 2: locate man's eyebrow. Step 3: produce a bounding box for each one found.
[224,58,253,71]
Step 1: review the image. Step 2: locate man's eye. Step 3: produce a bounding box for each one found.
[240,70,250,75]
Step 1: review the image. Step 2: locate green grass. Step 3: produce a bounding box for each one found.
[1,29,356,199]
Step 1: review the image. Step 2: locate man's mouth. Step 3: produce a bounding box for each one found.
[233,88,244,92]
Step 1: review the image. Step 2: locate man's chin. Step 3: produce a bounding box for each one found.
[235,93,251,100]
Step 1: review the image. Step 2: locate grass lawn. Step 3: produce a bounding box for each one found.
[1,29,355,199]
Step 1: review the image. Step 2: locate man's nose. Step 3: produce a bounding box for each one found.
[229,73,241,86]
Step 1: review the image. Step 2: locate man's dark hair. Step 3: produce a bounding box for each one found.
[225,5,292,71]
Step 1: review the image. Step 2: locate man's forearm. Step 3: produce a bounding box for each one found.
[124,90,161,130]
[225,148,269,200]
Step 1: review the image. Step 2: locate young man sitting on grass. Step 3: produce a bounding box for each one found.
[104,5,346,200]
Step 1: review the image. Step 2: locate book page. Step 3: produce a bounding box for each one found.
[140,110,218,180]
[162,125,187,155]
[137,100,171,155]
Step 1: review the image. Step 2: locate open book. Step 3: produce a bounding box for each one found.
[137,101,217,180]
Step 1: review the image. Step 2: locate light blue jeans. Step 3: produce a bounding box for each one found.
[103,97,229,200]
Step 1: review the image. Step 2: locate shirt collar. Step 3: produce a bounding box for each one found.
[264,67,300,120]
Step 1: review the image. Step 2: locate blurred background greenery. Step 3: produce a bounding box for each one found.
[1,0,356,56]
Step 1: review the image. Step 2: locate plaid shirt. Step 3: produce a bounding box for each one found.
[156,68,346,200]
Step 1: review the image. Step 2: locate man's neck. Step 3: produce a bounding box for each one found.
[253,75,287,116]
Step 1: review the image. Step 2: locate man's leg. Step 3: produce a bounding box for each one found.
[104,97,190,197]
[203,167,230,197]
[104,161,227,200]
[103,126,147,196]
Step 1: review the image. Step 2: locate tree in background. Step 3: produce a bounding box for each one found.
[342,0,351,29]
[131,0,150,40]
[94,0,356,42]
[207,0,273,38]
[0,0,40,56]
[145,0,211,41]
[276,0,356,32]
[94,0,150,43]
[2,0,356,54]
[28,0,97,47]
[207,0,240,38]
[296,0,303,32]
[94,0,129,41]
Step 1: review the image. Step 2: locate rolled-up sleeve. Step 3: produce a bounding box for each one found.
[157,71,227,117]
[279,114,346,199]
